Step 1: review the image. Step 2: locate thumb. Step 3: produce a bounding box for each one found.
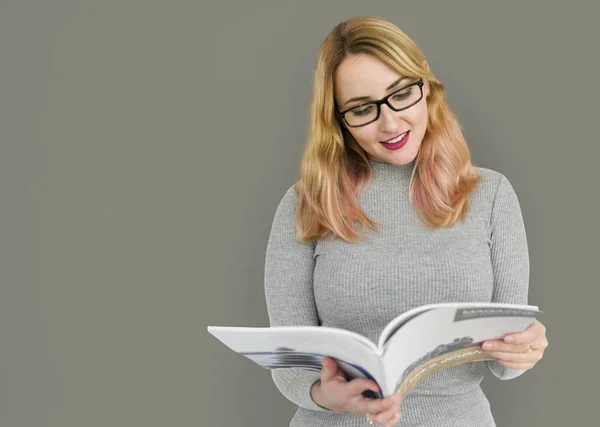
[320,357,341,382]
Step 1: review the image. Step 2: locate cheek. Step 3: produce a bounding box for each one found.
[401,109,428,134]
[416,104,429,126]
[350,127,379,145]
[350,129,373,146]
[404,108,425,123]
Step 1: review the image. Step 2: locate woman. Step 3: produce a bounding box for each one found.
[263,16,548,427]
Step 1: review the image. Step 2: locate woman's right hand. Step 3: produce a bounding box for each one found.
[311,357,402,427]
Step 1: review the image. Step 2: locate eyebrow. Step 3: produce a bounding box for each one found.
[343,77,410,106]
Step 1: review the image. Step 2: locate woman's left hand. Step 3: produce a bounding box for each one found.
[481,319,548,370]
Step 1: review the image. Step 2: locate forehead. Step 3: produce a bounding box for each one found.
[334,54,402,101]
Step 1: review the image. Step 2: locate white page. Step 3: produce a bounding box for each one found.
[377,302,538,349]
[208,326,386,394]
[380,304,539,395]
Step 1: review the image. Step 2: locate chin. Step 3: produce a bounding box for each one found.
[387,151,417,166]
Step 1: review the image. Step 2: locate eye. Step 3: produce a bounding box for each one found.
[392,87,412,101]
[350,105,375,117]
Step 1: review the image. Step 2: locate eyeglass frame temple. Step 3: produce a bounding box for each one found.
[336,79,425,127]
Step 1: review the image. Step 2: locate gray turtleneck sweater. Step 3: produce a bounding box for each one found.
[263,159,529,426]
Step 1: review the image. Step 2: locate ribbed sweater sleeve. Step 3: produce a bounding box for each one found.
[263,187,334,412]
[484,174,530,380]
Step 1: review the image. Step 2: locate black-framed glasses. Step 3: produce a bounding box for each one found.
[336,79,424,128]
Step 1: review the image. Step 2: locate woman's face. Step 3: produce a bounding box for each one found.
[334,54,430,166]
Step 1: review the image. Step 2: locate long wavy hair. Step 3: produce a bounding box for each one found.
[295,16,480,242]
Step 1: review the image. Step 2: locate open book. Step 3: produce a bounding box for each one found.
[208,302,541,399]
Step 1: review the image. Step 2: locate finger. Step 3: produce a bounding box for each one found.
[320,358,343,382]
[503,329,537,344]
[485,351,539,363]
[322,357,339,372]
[371,406,397,426]
[482,341,532,353]
[374,406,401,426]
[384,412,402,427]
[347,378,380,396]
[484,337,549,353]
[361,395,399,416]
[362,393,401,415]
[388,409,402,427]
[503,320,544,344]
[384,409,402,427]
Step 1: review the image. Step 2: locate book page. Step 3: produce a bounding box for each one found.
[380,304,540,396]
[377,303,444,349]
[208,326,386,397]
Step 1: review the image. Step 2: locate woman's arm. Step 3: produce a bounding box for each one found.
[484,174,530,380]
[264,186,333,411]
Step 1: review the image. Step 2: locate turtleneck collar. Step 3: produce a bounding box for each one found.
[368,158,415,187]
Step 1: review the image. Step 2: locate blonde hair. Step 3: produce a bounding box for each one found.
[295,16,480,242]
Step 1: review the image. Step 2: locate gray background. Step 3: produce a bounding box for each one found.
[1,0,597,426]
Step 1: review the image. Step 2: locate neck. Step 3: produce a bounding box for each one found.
[368,158,415,187]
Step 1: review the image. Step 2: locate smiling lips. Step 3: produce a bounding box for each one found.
[380,131,410,150]
[381,131,409,144]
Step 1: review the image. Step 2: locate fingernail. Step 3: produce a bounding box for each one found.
[482,342,492,350]
[505,336,514,343]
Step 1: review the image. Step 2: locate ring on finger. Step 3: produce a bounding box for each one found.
[367,412,373,425]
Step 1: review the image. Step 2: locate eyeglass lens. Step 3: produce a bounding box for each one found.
[344,83,422,127]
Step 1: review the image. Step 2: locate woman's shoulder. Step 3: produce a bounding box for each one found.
[468,165,521,220]
[472,165,506,188]
[469,166,525,230]
[278,184,299,207]
[271,184,300,222]
[471,165,513,200]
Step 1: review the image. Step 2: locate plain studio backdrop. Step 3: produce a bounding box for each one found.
[1,1,598,426]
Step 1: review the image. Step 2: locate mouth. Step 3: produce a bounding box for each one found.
[380,131,409,144]
[379,131,410,150]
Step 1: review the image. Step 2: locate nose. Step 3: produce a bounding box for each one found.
[378,104,399,132]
